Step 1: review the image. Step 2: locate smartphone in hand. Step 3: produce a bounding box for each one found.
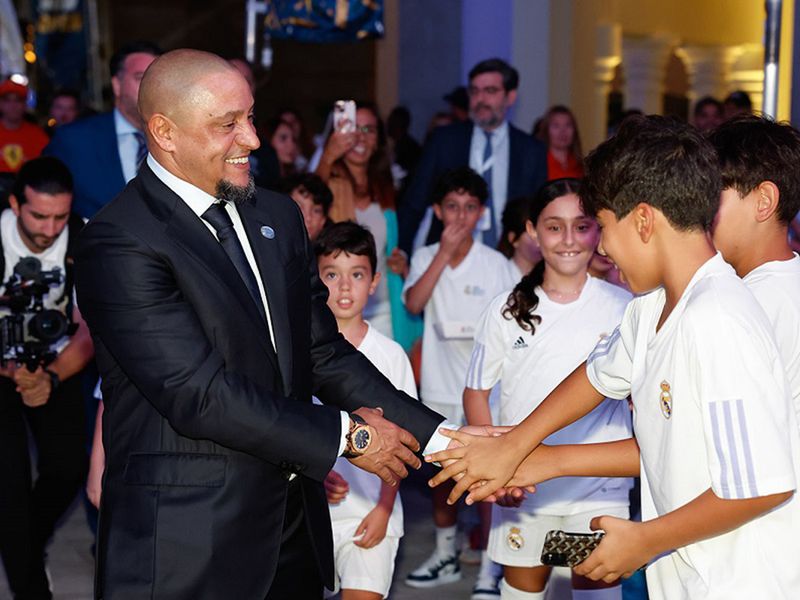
[334,100,356,133]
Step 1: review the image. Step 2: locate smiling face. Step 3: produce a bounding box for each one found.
[318,250,378,324]
[595,207,661,293]
[166,69,260,197]
[344,108,379,167]
[528,193,597,279]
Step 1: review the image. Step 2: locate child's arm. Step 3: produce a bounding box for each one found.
[354,480,398,548]
[404,222,471,314]
[428,363,606,503]
[463,388,493,426]
[324,470,349,504]
[575,488,794,583]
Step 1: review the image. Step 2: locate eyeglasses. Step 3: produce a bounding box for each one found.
[468,85,503,97]
[355,125,377,135]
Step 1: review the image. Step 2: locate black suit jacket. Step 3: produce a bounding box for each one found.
[75,164,443,599]
[397,120,547,254]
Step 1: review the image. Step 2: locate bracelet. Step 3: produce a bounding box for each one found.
[44,368,60,392]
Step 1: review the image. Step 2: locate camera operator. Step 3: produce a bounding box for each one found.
[0,156,93,600]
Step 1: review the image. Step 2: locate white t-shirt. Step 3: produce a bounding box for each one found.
[1,208,71,353]
[327,323,417,538]
[469,276,633,515]
[743,254,800,421]
[355,203,391,338]
[403,241,514,405]
[586,253,800,600]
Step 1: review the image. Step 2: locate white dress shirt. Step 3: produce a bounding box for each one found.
[469,120,510,242]
[114,109,144,183]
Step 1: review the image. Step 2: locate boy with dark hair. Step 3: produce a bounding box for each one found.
[404,166,513,594]
[314,222,415,600]
[427,116,800,600]
[279,172,333,241]
[709,114,800,418]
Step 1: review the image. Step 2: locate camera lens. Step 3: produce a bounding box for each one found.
[28,310,68,342]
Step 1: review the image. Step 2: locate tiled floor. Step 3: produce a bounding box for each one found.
[0,467,593,599]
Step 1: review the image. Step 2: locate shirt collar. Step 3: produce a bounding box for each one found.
[147,154,218,218]
[114,108,140,137]
[475,119,509,143]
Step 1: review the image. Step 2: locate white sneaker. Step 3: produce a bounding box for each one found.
[405,550,462,588]
[471,573,501,599]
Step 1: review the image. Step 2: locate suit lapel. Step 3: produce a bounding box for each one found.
[102,113,128,191]
[137,167,279,370]
[507,125,521,197]
[237,200,293,393]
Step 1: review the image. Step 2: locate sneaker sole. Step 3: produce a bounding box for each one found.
[404,570,463,588]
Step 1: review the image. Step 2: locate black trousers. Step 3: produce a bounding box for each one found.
[0,374,87,600]
[264,479,324,600]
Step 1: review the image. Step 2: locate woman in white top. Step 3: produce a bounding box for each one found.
[464,179,633,600]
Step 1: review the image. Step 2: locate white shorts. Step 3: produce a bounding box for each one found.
[424,400,466,425]
[487,505,630,567]
[325,520,400,598]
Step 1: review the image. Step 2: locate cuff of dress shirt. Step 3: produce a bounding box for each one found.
[337,411,351,456]
[422,420,458,457]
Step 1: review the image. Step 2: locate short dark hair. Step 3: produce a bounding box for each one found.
[314,221,377,275]
[693,95,722,118]
[709,115,800,224]
[468,58,519,92]
[11,157,73,205]
[109,41,163,78]
[277,173,333,214]
[50,88,80,104]
[724,90,752,112]
[582,115,721,231]
[431,166,488,205]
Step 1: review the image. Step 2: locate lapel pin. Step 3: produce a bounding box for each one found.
[260,225,275,239]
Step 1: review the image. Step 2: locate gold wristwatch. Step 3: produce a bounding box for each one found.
[343,414,372,458]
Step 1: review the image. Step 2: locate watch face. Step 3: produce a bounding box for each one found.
[354,428,370,450]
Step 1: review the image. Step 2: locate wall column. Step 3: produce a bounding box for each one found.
[621,34,675,114]
[589,23,622,145]
[675,44,741,108]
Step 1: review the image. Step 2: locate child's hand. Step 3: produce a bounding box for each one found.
[439,221,471,259]
[353,504,391,548]
[573,516,653,583]
[387,248,408,277]
[324,470,350,504]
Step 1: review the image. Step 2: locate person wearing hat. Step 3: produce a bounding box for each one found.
[0,78,49,175]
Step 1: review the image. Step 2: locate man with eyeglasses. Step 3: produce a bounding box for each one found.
[398,58,547,257]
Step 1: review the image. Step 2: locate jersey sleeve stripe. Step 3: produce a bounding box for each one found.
[587,326,621,365]
[466,342,484,389]
[709,399,759,499]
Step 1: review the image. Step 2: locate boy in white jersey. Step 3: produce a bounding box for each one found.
[708,115,800,418]
[427,116,800,600]
[315,222,416,600]
[403,167,514,592]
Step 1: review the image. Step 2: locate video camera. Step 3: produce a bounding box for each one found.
[0,256,76,370]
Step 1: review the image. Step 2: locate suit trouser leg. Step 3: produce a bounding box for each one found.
[0,376,87,599]
[264,479,324,600]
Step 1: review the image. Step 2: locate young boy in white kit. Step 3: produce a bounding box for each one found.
[403,166,514,594]
[315,222,417,600]
[709,115,800,418]
[427,116,800,600]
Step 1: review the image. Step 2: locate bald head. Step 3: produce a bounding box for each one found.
[139,49,242,124]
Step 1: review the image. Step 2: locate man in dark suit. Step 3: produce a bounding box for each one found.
[398,58,548,255]
[74,49,449,599]
[44,42,162,219]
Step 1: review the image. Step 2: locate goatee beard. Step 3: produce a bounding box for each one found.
[216,176,255,206]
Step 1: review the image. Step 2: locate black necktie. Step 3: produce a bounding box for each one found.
[201,202,267,325]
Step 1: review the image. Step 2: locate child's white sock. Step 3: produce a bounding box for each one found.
[477,550,503,578]
[435,524,458,557]
[500,578,545,599]
[572,586,622,600]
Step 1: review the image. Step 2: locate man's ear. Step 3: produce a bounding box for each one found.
[148,114,177,153]
[633,203,655,243]
[8,194,20,217]
[754,181,780,224]
[506,89,518,108]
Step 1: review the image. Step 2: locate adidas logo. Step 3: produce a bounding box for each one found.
[512,336,528,349]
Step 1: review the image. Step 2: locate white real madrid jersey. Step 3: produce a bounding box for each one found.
[586,253,800,600]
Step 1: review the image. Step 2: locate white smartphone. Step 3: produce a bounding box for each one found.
[333,100,356,133]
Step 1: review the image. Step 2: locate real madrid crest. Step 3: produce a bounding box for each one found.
[659,380,672,419]
[506,527,524,551]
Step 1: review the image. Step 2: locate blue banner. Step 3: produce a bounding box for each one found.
[264,0,384,43]
[32,0,87,90]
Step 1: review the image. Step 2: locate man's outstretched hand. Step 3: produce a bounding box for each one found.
[348,406,422,486]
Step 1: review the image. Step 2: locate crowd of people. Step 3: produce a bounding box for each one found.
[1,39,799,600]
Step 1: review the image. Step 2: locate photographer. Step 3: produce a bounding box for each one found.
[0,157,93,599]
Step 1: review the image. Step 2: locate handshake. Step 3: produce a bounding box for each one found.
[347,408,539,505]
